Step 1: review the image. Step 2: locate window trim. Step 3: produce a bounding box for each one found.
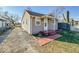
[35,17,41,26]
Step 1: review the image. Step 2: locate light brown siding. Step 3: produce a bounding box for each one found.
[48,20,54,30]
[48,19,58,30]
[22,11,31,34]
[32,17,44,34]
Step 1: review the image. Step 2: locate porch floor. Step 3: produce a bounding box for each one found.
[34,34,62,46]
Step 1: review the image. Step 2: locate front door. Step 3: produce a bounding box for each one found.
[44,19,48,31]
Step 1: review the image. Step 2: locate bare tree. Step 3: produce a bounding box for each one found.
[0,8,3,15]
[55,6,65,19]
[0,7,3,12]
[48,11,55,17]
[48,6,66,23]
[56,7,71,23]
[50,6,71,23]
[4,11,8,16]
[48,6,65,19]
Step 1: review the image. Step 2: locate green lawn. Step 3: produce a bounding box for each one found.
[33,30,79,53]
[58,30,79,44]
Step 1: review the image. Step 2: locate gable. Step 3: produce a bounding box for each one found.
[22,10,30,21]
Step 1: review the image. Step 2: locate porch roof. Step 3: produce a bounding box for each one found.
[41,15,56,19]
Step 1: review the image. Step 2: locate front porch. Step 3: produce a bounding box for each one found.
[31,15,58,34]
[42,16,58,32]
[31,16,61,46]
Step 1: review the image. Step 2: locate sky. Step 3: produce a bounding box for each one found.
[0,6,79,22]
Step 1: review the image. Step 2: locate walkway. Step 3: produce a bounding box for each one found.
[0,27,38,53]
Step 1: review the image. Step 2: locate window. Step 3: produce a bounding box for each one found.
[7,24,8,26]
[3,22,5,27]
[48,18,54,23]
[75,21,78,25]
[35,18,41,26]
[26,20,27,24]
[0,21,2,27]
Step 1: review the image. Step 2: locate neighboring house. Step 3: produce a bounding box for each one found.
[3,15,15,29]
[0,13,15,32]
[70,18,79,32]
[70,19,79,32]
[0,19,6,31]
[21,10,58,34]
[73,21,79,27]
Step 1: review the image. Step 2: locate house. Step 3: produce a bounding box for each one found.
[0,12,15,33]
[3,15,15,29]
[0,19,6,32]
[73,20,79,27]
[21,10,58,34]
[70,19,79,32]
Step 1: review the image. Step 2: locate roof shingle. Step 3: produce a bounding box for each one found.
[26,10,44,16]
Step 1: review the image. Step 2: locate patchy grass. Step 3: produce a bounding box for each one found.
[33,30,79,53]
[33,40,79,52]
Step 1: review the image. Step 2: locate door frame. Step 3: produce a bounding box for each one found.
[44,18,48,31]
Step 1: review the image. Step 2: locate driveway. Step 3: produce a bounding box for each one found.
[0,29,12,43]
[0,27,38,53]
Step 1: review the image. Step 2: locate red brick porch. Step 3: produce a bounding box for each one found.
[33,34,62,46]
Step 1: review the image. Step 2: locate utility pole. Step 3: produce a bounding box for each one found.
[67,10,70,23]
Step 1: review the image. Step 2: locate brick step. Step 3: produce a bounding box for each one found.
[42,31,57,35]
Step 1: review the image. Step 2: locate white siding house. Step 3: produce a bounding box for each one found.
[0,12,15,33]
[22,10,58,34]
[0,19,6,31]
[70,20,79,32]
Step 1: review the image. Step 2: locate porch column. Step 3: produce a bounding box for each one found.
[53,18,58,30]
